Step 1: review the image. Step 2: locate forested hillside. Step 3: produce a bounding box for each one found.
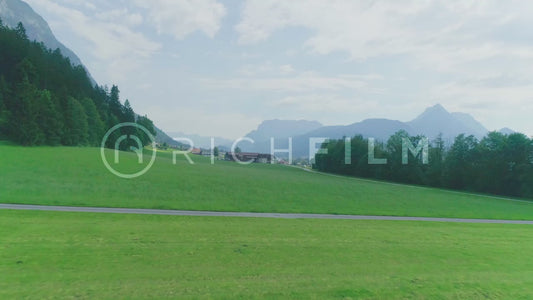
[315,130,533,199]
[0,20,155,147]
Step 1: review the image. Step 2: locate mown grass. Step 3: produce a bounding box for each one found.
[1,209,533,299]
[1,145,533,219]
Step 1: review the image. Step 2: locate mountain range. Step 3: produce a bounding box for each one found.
[167,131,234,150]
[407,104,488,139]
[239,104,506,158]
[168,120,323,150]
[169,104,512,158]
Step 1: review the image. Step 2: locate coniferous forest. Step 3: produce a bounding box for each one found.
[0,20,155,147]
[315,130,533,199]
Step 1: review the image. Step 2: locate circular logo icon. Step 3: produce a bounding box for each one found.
[100,122,157,179]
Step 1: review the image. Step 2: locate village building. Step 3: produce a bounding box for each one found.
[225,152,274,164]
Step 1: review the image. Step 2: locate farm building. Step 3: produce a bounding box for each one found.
[225,152,273,164]
[191,148,202,155]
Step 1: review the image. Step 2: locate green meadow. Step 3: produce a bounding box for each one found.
[1,210,533,299]
[3,145,533,299]
[1,145,533,219]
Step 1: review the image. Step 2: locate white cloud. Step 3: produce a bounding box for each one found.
[236,1,533,70]
[431,78,533,111]
[238,62,296,76]
[279,64,295,74]
[424,77,533,133]
[25,0,161,81]
[20,0,533,137]
[146,106,262,139]
[133,0,226,39]
[271,94,379,115]
[200,73,374,92]
[208,64,382,92]
[235,0,533,134]
[25,0,227,83]
[95,9,143,27]
[237,0,427,54]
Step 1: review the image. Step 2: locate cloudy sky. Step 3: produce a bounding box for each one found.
[25,0,533,139]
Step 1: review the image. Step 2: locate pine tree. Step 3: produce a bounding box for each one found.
[443,134,479,190]
[10,79,44,145]
[0,77,6,136]
[15,58,38,84]
[136,115,156,146]
[425,133,445,187]
[15,22,27,40]
[79,97,104,146]
[108,85,123,122]
[63,97,89,146]
[36,90,63,145]
[123,99,135,122]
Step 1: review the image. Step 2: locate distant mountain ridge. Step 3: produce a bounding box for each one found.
[0,0,96,85]
[241,104,491,158]
[168,131,234,149]
[499,127,516,135]
[407,104,488,139]
[246,120,323,142]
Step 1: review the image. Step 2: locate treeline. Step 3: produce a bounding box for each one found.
[0,20,155,147]
[315,130,533,199]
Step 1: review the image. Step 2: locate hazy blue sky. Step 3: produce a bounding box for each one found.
[25,0,533,139]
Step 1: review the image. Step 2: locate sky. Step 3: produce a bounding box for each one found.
[24,0,533,139]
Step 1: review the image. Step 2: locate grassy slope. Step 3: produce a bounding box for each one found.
[2,210,533,299]
[2,145,533,219]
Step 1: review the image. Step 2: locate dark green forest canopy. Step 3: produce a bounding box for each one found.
[315,130,533,199]
[0,20,155,147]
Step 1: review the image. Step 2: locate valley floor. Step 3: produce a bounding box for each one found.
[2,146,533,220]
[2,145,533,298]
[2,210,533,299]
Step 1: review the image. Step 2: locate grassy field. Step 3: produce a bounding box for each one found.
[2,145,533,219]
[3,145,533,299]
[1,209,533,299]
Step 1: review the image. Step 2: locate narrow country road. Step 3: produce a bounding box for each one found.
[1,204,533,224]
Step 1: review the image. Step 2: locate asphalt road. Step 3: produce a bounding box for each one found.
[1,203,533,224]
